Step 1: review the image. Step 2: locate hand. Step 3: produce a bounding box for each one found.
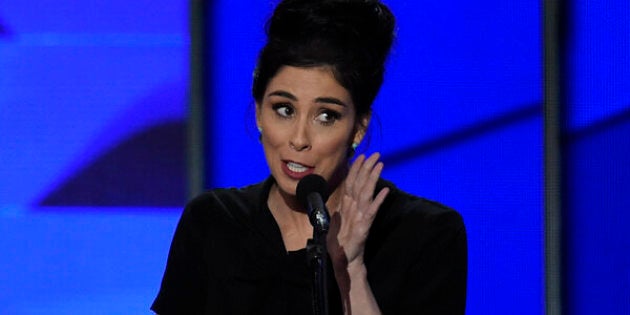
[327,153,390,273]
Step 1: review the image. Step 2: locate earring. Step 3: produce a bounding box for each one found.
[257,126,263,133]
[348,142,359,157]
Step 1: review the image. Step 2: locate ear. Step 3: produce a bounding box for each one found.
[255,102,262,131]
[352,114,371,145]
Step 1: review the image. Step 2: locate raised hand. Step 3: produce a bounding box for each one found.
[327,152,390,272]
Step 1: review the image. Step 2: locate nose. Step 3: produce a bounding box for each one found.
[289,119,311,151]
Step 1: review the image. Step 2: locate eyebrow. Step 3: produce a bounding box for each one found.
[267,90,347,107]
[315,97,347,107]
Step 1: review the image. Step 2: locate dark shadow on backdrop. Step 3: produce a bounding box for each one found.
[563,106,630,142]
[382,104,542,166]
[1,18,12,38]
[39,121,187,208]
[561,104,630,315]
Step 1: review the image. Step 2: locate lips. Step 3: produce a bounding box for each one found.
[281,160,314,179]
[288,161,310,172]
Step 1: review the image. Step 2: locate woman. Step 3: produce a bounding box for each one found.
[152,0,467,314]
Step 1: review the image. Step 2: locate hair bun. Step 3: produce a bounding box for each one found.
[266,0,395,64]
[253,0,396,117]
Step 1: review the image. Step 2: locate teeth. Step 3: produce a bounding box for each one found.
[287,162,308,173]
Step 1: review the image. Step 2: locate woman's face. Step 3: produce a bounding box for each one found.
[256,65,367,197]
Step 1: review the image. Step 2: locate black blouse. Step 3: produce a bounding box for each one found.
[151,177,467,314]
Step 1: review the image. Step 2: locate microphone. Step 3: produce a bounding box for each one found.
[298,174,330,314]
[296,174,330,232]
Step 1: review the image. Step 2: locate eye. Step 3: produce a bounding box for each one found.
[316,109,341,125]
[272,104,294,118]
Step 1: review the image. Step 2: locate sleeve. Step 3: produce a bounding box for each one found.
[399,211,468,314]
[151,203,208,314]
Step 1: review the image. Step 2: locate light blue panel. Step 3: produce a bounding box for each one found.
[0,45,187,204]
[0,208,180,314]
[0,1,188,205]
[0,0,187,33]
[0,1,190,314]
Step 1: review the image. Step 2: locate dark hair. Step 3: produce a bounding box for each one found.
[252,0,396,119]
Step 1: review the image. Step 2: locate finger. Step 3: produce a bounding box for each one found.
[345,154,365,193]
[356,153,383,199]
[337,196,358,236]
[354,160,382,206]
[367,186,389,218]
[353,152,381,196]
[362,160,384,200]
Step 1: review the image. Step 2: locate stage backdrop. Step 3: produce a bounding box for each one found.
[1,0,628,314]
[0,0,188,313]
[562,0,630,313]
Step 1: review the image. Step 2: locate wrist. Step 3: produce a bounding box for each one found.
[345,259,367,279]
[334,258,368,288]
[334,259,381,315]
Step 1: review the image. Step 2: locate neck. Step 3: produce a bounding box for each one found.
[268,184,310,226]
[268,183,313,251]
[270,183,304,213]
[325,163,350,215]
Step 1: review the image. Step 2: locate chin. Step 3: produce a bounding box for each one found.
[274,176,299,196]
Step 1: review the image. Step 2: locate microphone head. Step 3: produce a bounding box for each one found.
[296,174,329,207]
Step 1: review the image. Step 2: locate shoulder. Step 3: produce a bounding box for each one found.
[188,180,265,212]
[372,178,465,240]
[367,181,467,314]
[178,178,271,231]
[377,178,463,224]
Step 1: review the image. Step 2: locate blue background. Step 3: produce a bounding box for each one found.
[563,1,630,314]
[0,0,628,314]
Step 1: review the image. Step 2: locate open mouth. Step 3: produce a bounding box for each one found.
[287,161,309,173]
[282,160,314,179]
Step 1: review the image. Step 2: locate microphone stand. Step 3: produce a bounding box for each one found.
[306,204,330,315]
